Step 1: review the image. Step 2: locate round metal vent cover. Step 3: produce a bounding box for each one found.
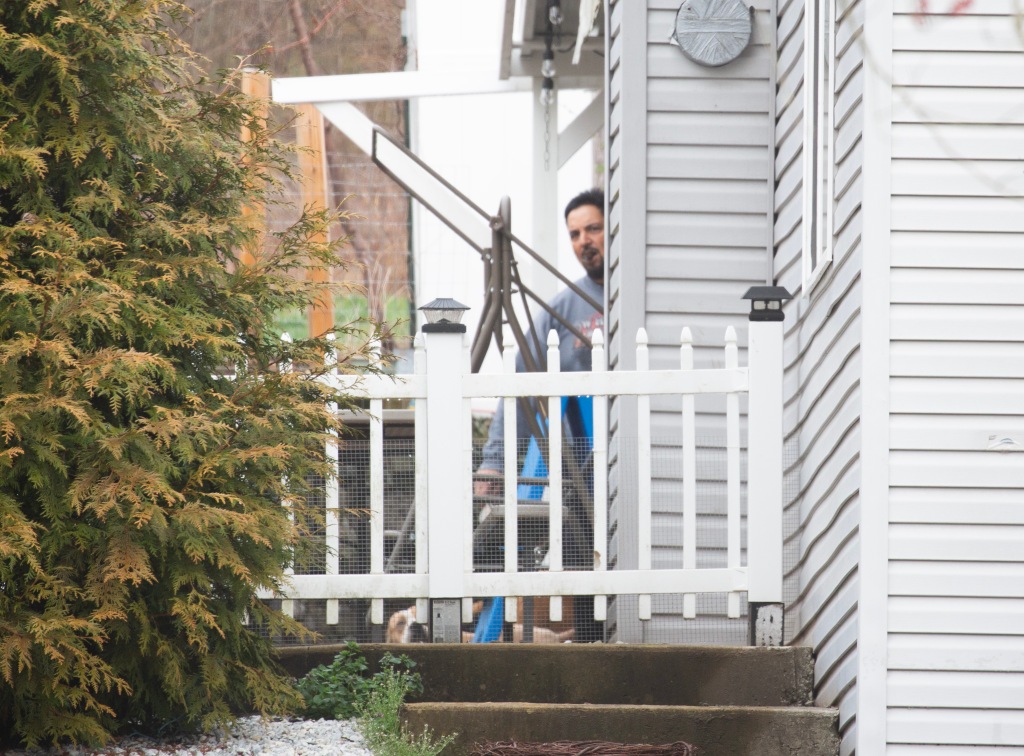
[670,0,752,67]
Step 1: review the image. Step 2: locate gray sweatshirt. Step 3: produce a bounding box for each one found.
[479,276,604,471]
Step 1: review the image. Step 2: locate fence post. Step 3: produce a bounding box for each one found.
[743,286,791,646]
[419,299,470,642]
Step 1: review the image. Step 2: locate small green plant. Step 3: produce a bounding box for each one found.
[357,665,455,756]
[296,643,453,755]
[295,643,423,721]
[295,642,370,720]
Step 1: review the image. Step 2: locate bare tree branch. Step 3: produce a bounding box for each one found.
[275,0,348,55]
[180,0,413,346]
[287,0,321,76]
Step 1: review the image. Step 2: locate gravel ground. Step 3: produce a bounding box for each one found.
[3,716,374,756]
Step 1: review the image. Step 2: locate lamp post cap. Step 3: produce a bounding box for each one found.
[419,297,469,333]
[742,286,793,302]
[419,298,470,312]
[742,286,792,323]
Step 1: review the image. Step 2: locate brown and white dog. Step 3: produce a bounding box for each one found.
[385,604,574,644]
[385,604,433,644]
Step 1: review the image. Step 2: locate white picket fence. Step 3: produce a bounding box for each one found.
[262,317,784,636]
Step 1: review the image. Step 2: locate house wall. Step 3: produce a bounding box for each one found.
[780,0,1024,752]
[606,0,774,642]
[774,0,866,751]
[885,2,1024,751]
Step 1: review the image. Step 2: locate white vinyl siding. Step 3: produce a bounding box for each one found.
[775,0,865,752]
[605,0,774,642]
[603,0,776,643]
[887,3,1024,749]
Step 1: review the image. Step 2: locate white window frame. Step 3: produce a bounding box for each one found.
[802,0,836,294]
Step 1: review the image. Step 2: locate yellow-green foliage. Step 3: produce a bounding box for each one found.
[0,0,380,748]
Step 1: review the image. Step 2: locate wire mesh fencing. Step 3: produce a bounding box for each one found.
[265,406,801,647]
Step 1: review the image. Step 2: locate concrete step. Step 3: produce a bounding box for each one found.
[277,644,839,755]
[402,702,840,756]
[280,644,815,707]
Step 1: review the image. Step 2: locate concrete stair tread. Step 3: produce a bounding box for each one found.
[409,701,838,713]
[277,644,840,755]
[291,643,816,707]
[403,701,840,756]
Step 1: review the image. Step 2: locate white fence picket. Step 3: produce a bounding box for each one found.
[502,336,518,622]
[280,333,295,620]
[547,330,563,624]
[368,338,384,626]
[636,328,652,622]
[725,327,742,618]
[326,335,342,625]
[681,328,696,620]
[592,329,608,622]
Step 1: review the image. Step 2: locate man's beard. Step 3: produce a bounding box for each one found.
[581,246,602,280]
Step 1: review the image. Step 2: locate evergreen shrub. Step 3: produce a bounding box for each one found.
[0,0,380,747]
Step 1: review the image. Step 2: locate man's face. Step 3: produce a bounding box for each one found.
[566,204,605,283]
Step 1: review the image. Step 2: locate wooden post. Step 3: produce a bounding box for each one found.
[240,68,270,268]
[295,104,334,339]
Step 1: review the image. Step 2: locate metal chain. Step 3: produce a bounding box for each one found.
[543,100,551,171]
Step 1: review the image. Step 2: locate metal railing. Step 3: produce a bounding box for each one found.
[370,127,598,375]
